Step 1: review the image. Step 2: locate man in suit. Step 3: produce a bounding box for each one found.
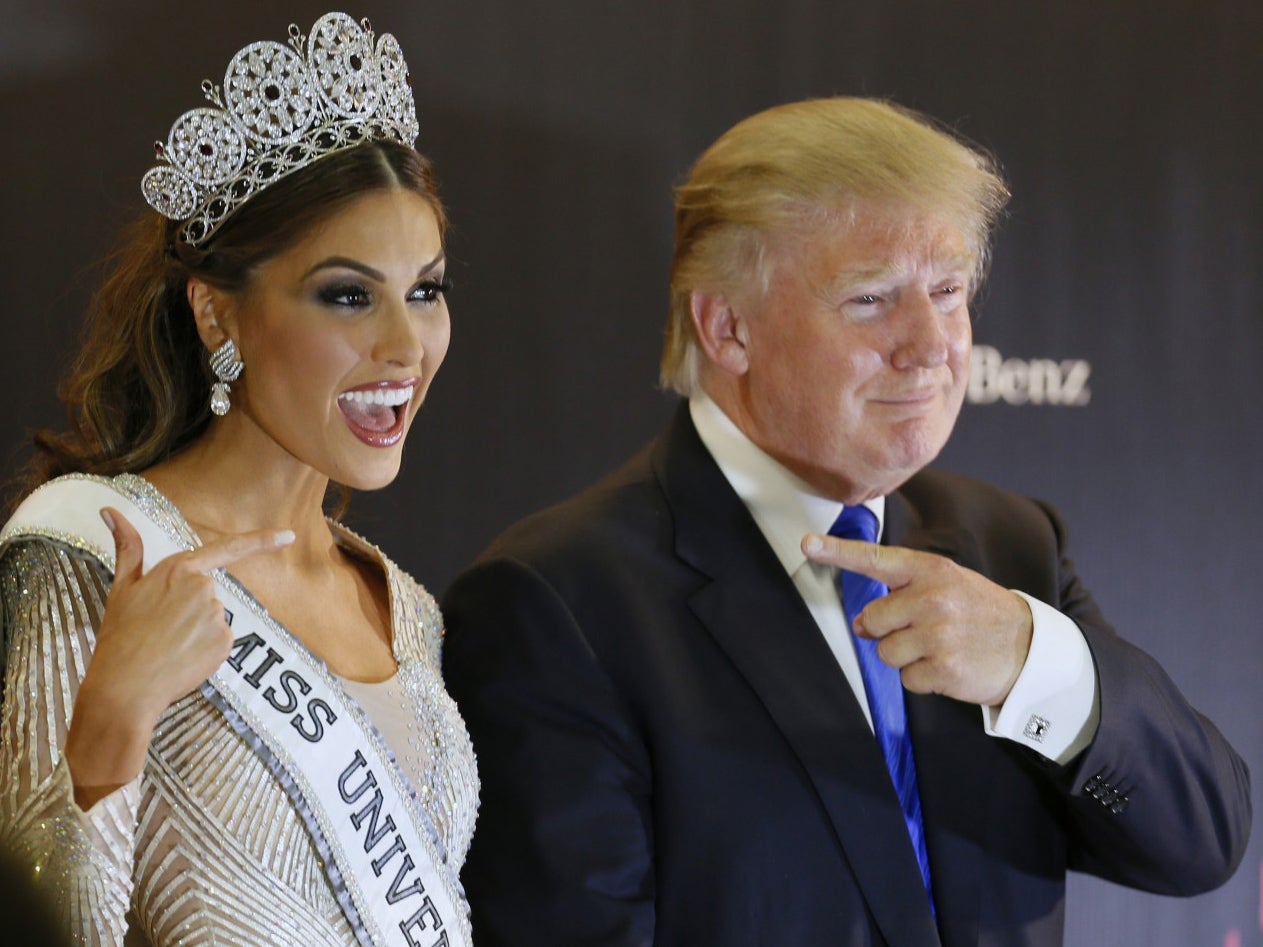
[441,97,1250,946]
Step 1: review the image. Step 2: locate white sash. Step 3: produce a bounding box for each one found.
[1,475,470,947]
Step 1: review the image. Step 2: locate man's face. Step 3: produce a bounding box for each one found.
[726,209,974,502]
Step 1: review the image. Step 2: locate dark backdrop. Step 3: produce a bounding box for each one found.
[2,1,1260,943]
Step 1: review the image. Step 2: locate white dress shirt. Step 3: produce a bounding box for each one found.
[689,395,1099,765]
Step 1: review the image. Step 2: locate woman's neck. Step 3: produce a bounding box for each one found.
[142,417,335,565]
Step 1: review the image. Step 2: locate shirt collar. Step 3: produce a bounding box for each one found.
[689,395,885,577]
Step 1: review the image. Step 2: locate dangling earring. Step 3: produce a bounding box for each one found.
[208,339,244,416]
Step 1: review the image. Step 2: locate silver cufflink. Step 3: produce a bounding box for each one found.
[1023,714,1050,743]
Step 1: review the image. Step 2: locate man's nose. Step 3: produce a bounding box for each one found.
[890,293,951,370]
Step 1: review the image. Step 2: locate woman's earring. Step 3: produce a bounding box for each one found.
[208,339,244,416]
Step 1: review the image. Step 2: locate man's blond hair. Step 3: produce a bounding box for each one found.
[661,97,1010,395]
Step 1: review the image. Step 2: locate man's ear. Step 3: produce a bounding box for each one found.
[689,291,750,377]
[186,277,236,351]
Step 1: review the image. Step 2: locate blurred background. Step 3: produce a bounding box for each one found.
[2,1,1259,942]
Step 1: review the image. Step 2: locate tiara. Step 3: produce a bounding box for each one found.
[141,12,419,247]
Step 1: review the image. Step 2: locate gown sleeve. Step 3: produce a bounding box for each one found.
[0,539,141,946]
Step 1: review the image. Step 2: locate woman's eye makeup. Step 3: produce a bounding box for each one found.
[316,282,372,307]
[312,274,451,308]
[411,277,453,303]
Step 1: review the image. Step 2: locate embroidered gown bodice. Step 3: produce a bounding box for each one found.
[0,474,478,946]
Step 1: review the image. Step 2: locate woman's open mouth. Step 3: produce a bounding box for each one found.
[337,380,417,447]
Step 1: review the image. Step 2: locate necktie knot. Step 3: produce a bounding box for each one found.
[827,506,885,624]
[829,504,880,544]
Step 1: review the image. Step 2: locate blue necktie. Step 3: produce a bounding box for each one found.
[829,505,935,910]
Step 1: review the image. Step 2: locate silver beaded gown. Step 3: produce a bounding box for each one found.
[0,474,479,946]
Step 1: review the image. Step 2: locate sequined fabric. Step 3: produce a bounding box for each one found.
[0,475,478,946]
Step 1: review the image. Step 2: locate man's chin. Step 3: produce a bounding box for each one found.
[864,438,950,492]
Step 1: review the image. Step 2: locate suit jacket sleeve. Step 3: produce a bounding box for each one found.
[1019,498,1251,894]
[442,555,656,947]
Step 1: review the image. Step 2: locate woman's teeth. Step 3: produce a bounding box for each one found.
[338,385,414,407]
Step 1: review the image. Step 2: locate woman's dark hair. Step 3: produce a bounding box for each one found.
[23,141,445,497]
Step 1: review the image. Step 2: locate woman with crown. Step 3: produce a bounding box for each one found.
[0,13,477,947]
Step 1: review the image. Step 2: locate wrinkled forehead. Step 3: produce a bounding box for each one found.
[770,203,976,289]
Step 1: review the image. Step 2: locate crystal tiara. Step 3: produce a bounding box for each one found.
[141,12,419,248]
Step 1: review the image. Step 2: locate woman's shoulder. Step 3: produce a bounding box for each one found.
[1,472,200,589]
[4,472,194,547]
[0,482,114,655]
[2,473,121,569]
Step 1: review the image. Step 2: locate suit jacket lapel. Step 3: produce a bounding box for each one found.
[652,406,941,946]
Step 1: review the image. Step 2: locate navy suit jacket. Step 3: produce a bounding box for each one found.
[442,403,1250,946]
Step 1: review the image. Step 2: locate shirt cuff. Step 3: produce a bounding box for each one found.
[981,592,1100,765]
